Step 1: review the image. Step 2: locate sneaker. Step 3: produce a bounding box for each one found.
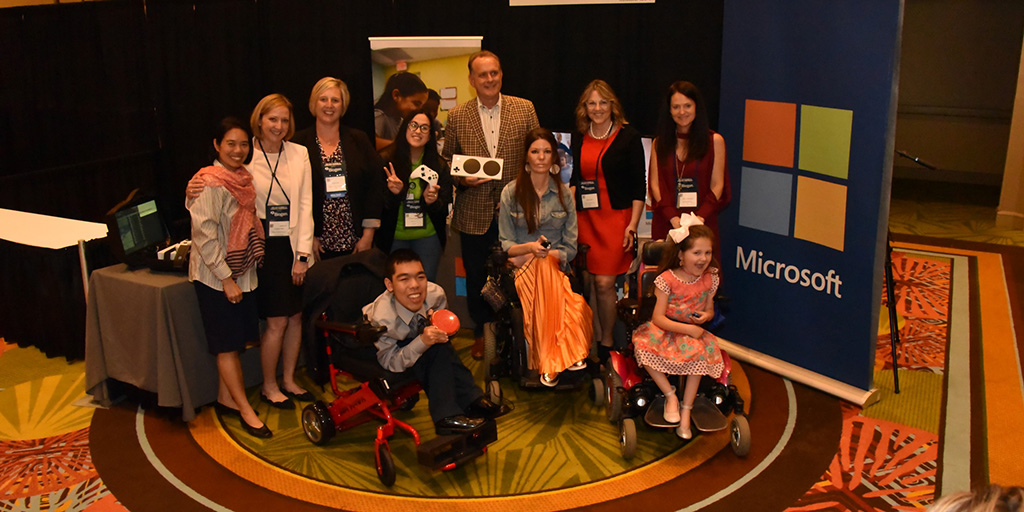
[540,372,560,387]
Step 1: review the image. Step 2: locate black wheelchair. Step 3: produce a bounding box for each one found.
[480,243,605,404]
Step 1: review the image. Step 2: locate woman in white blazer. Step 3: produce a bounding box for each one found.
[247,93,316,409]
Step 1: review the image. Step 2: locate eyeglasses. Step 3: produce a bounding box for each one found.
[408,121,431,133]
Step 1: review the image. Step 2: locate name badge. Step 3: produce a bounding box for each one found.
[324,162,347,198]
[266,204,290,237]
[579,180,600,210]
[676,177,698,209]
[403,182,425,228]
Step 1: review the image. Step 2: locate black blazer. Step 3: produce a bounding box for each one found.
[292,125,385,240]
[376,144,454,251]
[570,124,647,210]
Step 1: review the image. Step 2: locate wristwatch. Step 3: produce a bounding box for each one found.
[298,255,309,263]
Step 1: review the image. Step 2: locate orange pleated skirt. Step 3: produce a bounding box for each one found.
[514,255,593,375]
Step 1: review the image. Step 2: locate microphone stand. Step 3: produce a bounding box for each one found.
[886,151,939,394]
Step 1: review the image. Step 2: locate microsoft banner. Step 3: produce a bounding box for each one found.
[716,0,903,390]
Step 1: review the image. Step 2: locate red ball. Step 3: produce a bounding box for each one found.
[431,309,460,336]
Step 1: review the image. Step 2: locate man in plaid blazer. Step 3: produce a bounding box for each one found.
[442,50,539,356]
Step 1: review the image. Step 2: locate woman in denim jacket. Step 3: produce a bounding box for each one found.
[498,128,593,387]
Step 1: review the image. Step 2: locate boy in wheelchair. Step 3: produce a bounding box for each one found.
[363,249,502,435]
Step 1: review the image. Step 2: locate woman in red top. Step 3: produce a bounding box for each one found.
[569,80,646,364]
[649,81,730,255]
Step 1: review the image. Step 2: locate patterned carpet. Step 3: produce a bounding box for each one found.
[1,199,1022,510]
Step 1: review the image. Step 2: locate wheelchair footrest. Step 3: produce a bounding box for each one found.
[416,419,497,470]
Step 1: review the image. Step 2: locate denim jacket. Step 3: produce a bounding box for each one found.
[498,178,578,263]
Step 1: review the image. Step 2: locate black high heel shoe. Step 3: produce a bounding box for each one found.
[241,417,272,439]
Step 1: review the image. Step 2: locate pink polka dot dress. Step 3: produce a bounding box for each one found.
[632,268,724,378]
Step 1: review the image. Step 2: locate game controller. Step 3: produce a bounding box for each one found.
[410,165,439,187]
[450,154,503,180]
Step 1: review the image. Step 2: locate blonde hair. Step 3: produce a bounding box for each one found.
[575,79,628,134]
[308,77,350,118]
[928,485,1024,512]
[250,93,295,141]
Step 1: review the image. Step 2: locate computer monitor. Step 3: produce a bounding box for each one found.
[114,199,167,255]
[105,189,179,270]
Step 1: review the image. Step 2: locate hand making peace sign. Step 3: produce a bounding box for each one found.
[384,162,404,195]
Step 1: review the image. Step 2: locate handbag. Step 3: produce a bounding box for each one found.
[481,276,507,312]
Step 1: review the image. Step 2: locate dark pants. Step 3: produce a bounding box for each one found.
[459,220,499,337]
[411,342,483,424]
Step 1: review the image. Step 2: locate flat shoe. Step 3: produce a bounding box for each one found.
[540,373,559,387]
[675,423,692,440]
[663,405,680,424]
[471,336,485,361]
[215,402,258,418]
[283,390,315,402]
[260,394,295,410]
[435,415,486,435]
[241,418,272,439]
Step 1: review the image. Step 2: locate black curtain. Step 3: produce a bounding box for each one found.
[0,0,722,225]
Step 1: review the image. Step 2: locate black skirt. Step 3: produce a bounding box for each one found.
[194,281,259,354]
[257,236,303,318]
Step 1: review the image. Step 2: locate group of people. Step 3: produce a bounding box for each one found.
[186,49,732,442]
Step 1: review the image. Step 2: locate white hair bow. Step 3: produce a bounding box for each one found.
[668,213,704,243]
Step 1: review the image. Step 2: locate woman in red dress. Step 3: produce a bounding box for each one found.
[649,81,730,257]
[569,80,646,364]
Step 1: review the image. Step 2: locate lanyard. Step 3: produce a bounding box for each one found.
[673,153,699,181]
[259,139,290,211]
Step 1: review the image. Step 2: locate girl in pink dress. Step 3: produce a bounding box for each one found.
[632,214,723,439]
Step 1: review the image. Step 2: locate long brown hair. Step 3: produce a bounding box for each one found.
[656,225,719,276]
[654,81,710,166]
[514,128,567,233]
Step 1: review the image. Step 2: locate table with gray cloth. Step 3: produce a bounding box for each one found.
[85,263,260,421]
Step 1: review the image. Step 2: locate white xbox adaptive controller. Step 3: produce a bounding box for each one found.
[410,165,439,187]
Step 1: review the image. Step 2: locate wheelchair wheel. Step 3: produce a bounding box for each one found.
[376,443,396,487]
[487,379,502,404]
[302,401,335,446]
[605,370,623,423]
[730,415,751,457]
[590,377,605,407]
[620,418,637,460]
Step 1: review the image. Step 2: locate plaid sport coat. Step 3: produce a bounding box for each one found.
[442,94,539,235]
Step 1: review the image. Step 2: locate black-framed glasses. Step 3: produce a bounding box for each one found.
[408,121,431,133]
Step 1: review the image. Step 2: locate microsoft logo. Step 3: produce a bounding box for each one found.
[737,99,852,252]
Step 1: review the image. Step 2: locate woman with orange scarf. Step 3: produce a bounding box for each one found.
[187,117,269,438]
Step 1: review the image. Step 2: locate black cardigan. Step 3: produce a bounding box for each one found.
[376,144,454,251]
[292,125,385,240]
[569,124,647,210]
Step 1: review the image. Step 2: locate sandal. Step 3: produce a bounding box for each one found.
[540,372,560,387]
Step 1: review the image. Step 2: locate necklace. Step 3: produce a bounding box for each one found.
[673,268,702,285]
[589,121,613,140]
